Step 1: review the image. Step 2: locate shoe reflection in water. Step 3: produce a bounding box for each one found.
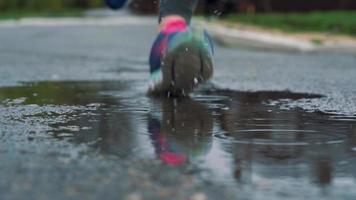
[148,98,213,166]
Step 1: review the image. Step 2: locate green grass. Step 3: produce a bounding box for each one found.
[0,9,84,20]
[225,11,356,36]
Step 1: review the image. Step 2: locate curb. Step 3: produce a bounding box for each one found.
[198,20,356,54]
[0,16,156,28]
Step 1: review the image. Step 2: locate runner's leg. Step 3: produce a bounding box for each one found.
[159,0,199,23]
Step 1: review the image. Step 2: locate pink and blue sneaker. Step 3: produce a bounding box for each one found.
[149,18,214,96]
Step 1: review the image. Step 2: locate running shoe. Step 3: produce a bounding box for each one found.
[149,18,214,96]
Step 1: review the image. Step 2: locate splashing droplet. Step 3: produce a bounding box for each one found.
[194,77,199,85]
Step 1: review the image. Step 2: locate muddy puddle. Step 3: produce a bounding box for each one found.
[0,81,355,197]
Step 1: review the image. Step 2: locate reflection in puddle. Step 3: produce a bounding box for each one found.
[0,81,355,197]
[148,98,213,166]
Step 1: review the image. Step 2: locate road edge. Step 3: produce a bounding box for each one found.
[197,20,356,54]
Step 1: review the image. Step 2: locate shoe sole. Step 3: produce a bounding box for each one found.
[158,42,213,96]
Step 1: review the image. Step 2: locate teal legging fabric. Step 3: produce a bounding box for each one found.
[159,0,199,23]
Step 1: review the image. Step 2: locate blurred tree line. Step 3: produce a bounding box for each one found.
[130,0,356,15]
[1,0,355,13]
[232,0,356,13]
[0,0,104,12]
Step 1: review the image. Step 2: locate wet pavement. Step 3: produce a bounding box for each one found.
[0,14,356,200]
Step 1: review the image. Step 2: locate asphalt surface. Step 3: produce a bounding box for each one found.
[0,13,356,200]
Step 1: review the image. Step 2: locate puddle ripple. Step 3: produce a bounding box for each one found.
[0,81,355,198]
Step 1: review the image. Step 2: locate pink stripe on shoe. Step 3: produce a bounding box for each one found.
[161,18,188,34]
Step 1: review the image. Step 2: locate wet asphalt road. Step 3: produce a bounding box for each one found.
[0,15,356,200]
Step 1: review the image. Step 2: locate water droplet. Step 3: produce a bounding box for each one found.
[194,78,199,85]
[56,133,74,138]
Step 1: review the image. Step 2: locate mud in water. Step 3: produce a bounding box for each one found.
[0,81,355,198]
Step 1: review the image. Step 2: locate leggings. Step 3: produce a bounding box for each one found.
[159,0,199,23]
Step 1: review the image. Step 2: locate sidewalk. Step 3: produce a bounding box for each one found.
[197,19,356,54]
